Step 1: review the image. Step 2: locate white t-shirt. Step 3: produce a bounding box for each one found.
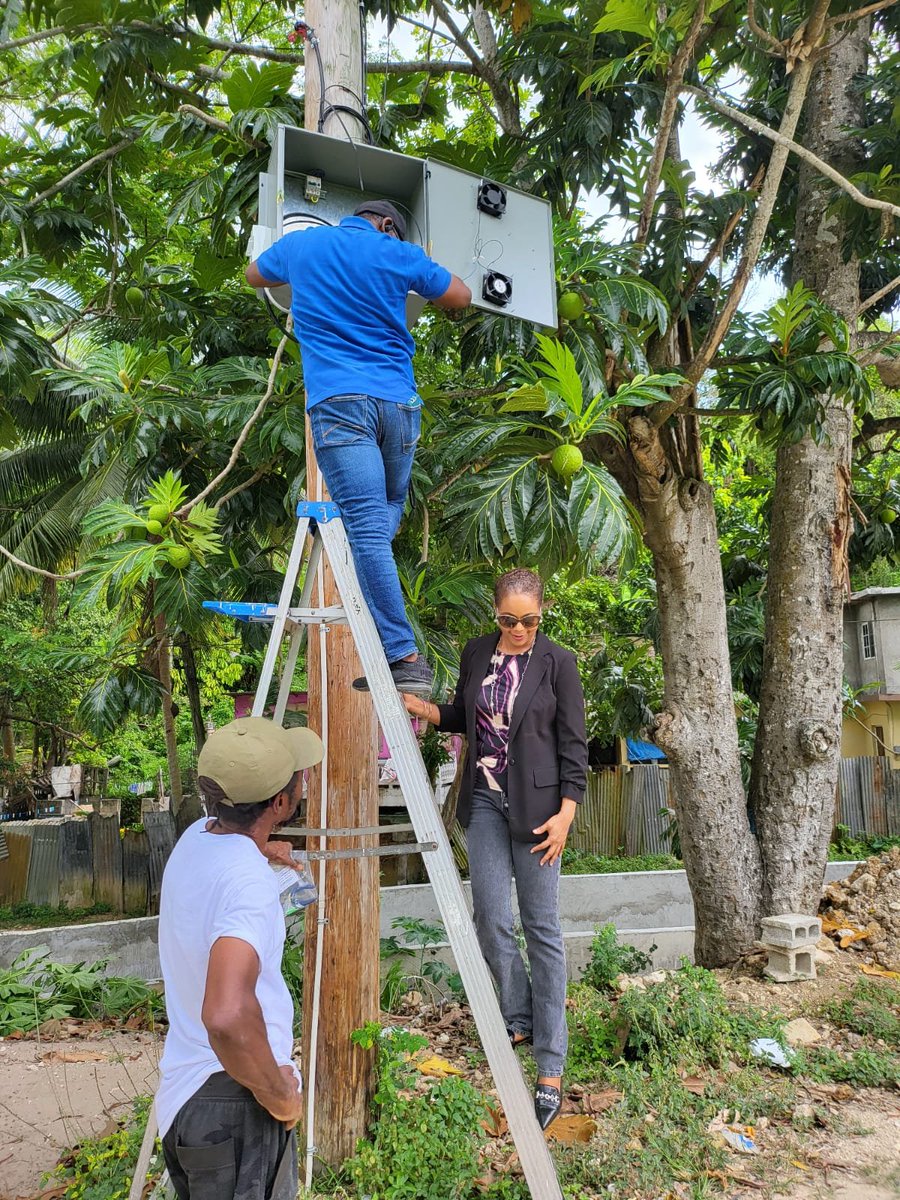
[156,819,295,1137]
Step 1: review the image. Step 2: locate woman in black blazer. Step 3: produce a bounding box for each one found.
[403,568,588,1130]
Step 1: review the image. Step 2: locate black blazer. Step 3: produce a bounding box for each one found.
[436,630,588,843]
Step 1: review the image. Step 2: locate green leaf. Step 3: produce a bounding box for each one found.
[570,462,640,565]
[593,0,655,37]
[533,334,585,416]
[222,63,296,113]
[146,470,188,513]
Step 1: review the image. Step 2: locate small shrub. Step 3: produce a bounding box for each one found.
[580,923,655,992]
[345,1024,486,1200]
[828,825,900,860]
[0,950,164,1035]
[566,985,621,1082]
[379,916,463,1007]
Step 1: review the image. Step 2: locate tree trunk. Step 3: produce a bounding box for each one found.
[1,708,15,765]
[629,416,762,964]
[751,22,867,916]
[178,634,207,752]
[154,610,184,812]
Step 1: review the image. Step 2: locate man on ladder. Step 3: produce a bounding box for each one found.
[246,200,472,698]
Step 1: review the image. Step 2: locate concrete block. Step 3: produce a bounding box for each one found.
[760,913,821,949]
[761,942,816,983]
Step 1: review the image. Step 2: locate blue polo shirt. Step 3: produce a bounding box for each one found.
[255,217,452,409]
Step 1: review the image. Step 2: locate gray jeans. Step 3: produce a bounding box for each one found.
[162,1072,298,1200]
[466,786,567,1076]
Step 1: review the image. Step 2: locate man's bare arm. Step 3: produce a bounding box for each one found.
[246,261,285,289]
[431,274,472,311]
[202,937,301,1125]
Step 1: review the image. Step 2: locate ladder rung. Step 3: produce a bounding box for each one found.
[203,601,347,626]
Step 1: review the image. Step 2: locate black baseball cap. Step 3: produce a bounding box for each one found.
[353,199,407,240]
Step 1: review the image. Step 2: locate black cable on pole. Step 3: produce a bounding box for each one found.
[264,291,293,340]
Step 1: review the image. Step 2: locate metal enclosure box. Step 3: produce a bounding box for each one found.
[250,125,556,328]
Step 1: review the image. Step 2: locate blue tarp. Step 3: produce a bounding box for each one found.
[626,738,666,763]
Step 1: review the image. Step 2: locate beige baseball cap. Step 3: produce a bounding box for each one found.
[198,717,324,805]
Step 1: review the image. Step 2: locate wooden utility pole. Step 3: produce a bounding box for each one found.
[300,0,381,1174]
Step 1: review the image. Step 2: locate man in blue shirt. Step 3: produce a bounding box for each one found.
[246,201,470,697]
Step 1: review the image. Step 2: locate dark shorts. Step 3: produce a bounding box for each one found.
[162,1072,298,1200]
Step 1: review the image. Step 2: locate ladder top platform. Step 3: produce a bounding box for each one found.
[203,600,346,627]
[203,600,279,623]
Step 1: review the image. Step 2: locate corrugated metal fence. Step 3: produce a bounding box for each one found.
[2,757,898,913]
[569,765,673,857]
[837,756,900,836]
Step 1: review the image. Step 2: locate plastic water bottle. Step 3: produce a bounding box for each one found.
[270,850,317,914]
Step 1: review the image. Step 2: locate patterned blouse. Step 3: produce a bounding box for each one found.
[475,649,532,792]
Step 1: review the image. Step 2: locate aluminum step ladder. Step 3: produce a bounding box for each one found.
[204,499,563,1200]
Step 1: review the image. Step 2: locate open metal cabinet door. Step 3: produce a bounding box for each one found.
[424,158,557,329]
[251,124,431,324]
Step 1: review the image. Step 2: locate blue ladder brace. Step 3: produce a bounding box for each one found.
[205,500,564,1200]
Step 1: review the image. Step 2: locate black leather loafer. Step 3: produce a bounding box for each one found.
[534,1084,561,1130]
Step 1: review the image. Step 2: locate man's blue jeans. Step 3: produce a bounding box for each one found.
[309,394,420,663]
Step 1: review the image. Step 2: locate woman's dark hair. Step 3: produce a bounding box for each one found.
[199,774,297,830]
[494,568,544,608]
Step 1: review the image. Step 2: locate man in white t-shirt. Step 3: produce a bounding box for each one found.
[157,716,324,1200]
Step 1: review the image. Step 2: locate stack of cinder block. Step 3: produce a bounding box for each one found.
[759,913,822,982]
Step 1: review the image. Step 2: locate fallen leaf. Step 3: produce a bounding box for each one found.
[791,1161,811,1171]
[416,1054,464,1078]
[545,1114,597,1144]
[682,1075,706,1095]
[480,1103,508,1139]
[40,1049,107,1064]
[860,963,900,980]
[584,1088,623,1113]
[838,926,870,949]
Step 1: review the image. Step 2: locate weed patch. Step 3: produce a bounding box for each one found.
[822,976,900,1048]
[345,1023,486,1199]
[795,1045,900,1088]
[43,1096,160,1199]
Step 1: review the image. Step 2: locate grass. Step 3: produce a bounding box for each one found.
[0,900,114,929]
[560,848,682,874]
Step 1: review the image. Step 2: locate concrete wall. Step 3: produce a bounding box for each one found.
[0,862,860,984]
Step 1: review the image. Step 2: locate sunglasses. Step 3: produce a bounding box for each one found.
[496,614,541,630]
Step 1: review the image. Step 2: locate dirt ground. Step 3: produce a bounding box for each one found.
[0,1030,161,1199]
[0,941,897,1199]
